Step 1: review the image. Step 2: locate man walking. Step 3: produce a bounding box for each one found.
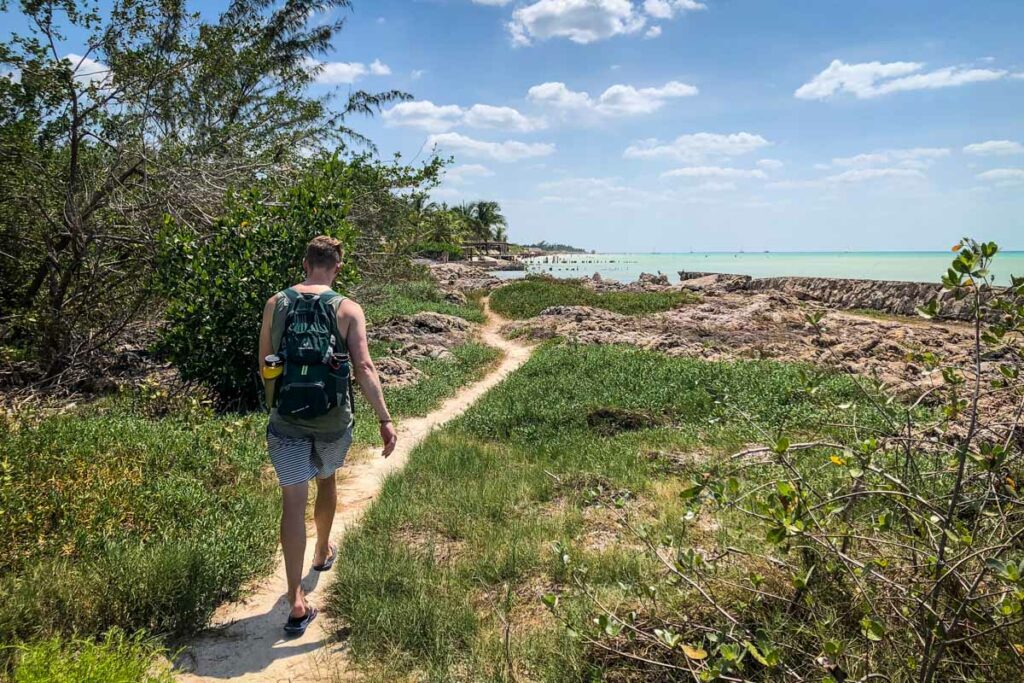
[258,235,397,635]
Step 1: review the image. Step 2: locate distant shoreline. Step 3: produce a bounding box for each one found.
[516,250,1024,286]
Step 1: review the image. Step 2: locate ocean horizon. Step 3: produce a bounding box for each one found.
[516,250,1024,286]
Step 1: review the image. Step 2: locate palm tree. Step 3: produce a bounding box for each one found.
[470,201,507,241]
[454,200,507,242]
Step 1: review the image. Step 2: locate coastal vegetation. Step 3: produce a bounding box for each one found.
[326,343,894,679]
[0,287,495,676]
[520,241,591,254]
[329,239,1024,681]
[8,630,175,683]
[2,2,1022,682]
[489,277,699,319]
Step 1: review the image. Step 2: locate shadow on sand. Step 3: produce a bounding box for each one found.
[174,566,346,679]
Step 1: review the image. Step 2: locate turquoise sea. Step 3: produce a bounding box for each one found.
[517,252,1024,286]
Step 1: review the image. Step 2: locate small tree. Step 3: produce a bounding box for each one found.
[0,0,406,377]
[158,156,359,409]
[158,152,448,408]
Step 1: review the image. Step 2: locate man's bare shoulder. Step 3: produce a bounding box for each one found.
[337,296,364,320]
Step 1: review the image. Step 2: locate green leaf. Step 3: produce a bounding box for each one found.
[860,616,885,642]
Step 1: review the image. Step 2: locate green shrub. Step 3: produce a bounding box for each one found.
[8,629,174,683]
[158,155,359,409]
[489,277,698,319]
[0,408,279,658]
[410,241,464,260]
[356,280,485,326]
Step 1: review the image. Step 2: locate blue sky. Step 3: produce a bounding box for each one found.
[8,0,1024,251]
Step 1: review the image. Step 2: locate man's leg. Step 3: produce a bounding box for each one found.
[280,481,309,619]
[312,473,337,566]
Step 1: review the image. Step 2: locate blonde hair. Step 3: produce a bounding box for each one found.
[304,235,343,271]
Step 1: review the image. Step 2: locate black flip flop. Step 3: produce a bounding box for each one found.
[283,606,318,636]
[312,545,337,572]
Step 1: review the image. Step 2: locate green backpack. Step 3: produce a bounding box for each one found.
[274,288,354,419]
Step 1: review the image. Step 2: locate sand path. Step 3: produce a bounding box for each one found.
[176,300,532,682]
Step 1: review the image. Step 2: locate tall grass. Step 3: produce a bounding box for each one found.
[488,278,698,319]
[1,280,499,677]
[327,343,890,679]
[357,281,485,325]
[7,630,174,683]
[0,405,280,655]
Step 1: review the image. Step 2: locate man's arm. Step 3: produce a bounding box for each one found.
[340,299,397,457]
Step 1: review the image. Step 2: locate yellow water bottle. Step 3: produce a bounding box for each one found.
[262,354,284,410]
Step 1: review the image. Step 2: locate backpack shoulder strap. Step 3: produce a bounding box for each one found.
[320,289,346,304]
[319,290,346,347]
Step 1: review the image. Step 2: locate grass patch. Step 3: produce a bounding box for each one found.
[328,343,893,680]
[488,277,698,319]
[358,280,485,325]
[353,342,501,446]
[7,630,174,683]
[0,405,279,651]
[845,307,919,322]
[0,305,497,675]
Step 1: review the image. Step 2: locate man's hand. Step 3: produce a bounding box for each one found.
[380,420,398,458]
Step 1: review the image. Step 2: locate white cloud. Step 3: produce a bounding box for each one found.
[383,101,465,132]
[305,58,391,84]
[527,81,593,108]
[509,0,647,45]
[661,166,766,179]
[383,100,543,132]
[624,132,771,162]
[757,158,784,170]
[795,59,1008,100]
[537,174,737,209]
[976,168,1024,185]
[464,104,546,132]
[693,181,737,192]
[445,164,495,183]
[828,168,925,183]
[643,0,706,19]
[963,140,1024,156]
[64,53,111,85]
[527,79,696,116]
[538,176,671,207]
[768,167,926,189]
[508,0,706,45]
[472,0,513,4]
[829,147,950,169]
[411,69,427,80]
[427,132,555,162]
[599,81,697,114]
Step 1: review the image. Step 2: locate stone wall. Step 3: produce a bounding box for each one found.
[678,271,982,320]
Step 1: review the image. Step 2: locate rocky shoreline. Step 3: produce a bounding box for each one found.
[428,262,1019,435]
[677,271,983,321]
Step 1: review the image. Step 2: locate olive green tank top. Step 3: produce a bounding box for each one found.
[268,289,354,440]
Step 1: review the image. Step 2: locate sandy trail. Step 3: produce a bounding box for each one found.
[176,300,532,682]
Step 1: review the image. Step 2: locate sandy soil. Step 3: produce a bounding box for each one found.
[175,299,533,682]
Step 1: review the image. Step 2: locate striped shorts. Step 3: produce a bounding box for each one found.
[266,424,354,487]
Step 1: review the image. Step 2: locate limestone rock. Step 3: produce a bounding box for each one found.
[374,357,424,388]
[428,262,502,292]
